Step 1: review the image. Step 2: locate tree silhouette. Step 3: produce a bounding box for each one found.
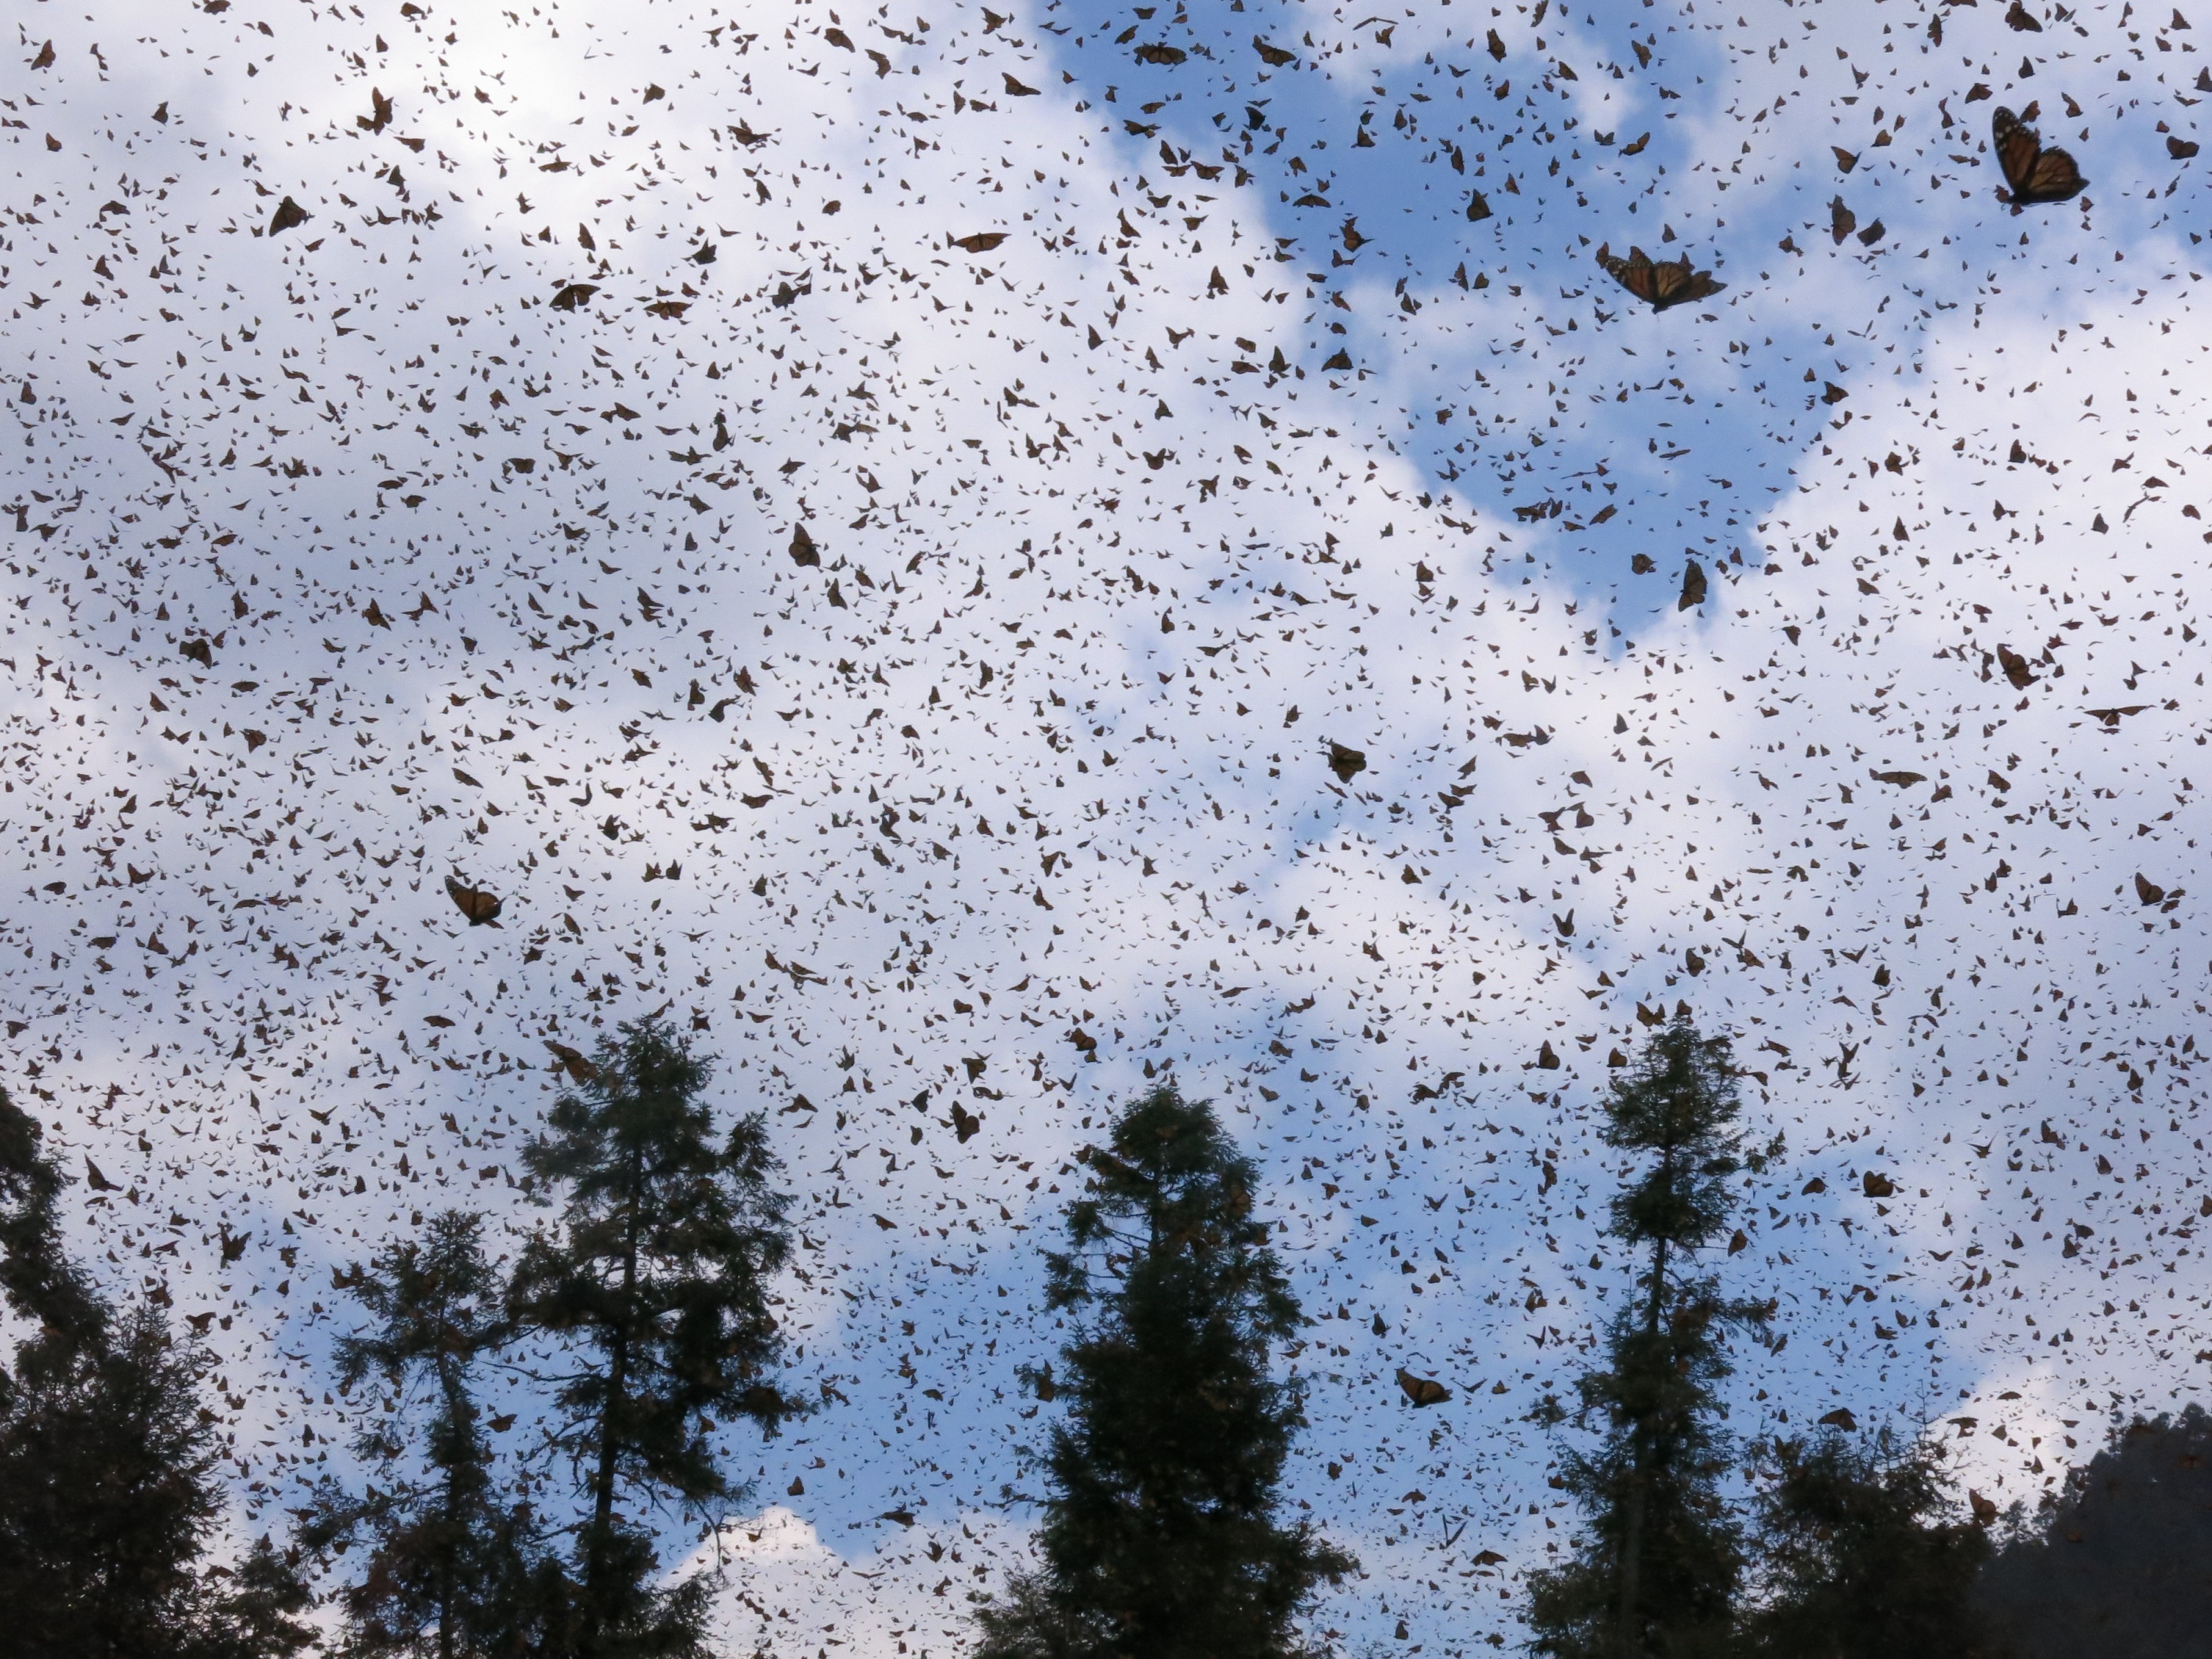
[1527,1020,1777,1659]
[0,1085,312,1659]
[974,1085,1353,1659]
[1975,1405,2212,1659]
[1738,1430,1991,1659]
[509,1017,803,1658]
[0,1076,108,1349]
[185,1536,319,1659]
[306,1208,559,1657]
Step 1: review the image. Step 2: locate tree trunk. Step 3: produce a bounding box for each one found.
[584,1153,644,1653]
[436,1337,462,1659]
[1615,1234,1670,1659]
[1615,1478,1645,1659]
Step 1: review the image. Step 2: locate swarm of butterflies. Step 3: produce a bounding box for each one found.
[1602,106,2083,309]
[6,2,2206,1656]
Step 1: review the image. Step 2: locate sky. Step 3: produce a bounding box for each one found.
[6,0,2212,1653]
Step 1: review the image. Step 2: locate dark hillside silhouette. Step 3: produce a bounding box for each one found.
[1974,1404,2212,1659]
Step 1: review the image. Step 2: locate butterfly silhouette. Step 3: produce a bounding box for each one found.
[444,875,504,926]
[1595,243,1724,312]
[1396,1367,1451,1407]
[543,1039,597,1082]
[1992,106,2087,208]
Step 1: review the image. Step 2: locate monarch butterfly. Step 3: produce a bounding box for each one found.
[543,1038,597,1082]
[444,875,504,926]
[1396,1367,1452,1407]
[1595,243,1724,312]
[1991,105,2086,208]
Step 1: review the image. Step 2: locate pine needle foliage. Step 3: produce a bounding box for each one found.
[306,1210,558,1658]
[510,1016,803,1658]
[0,1085,312,1659]
[1738,1431,1991,1659]
[1527,1020,1778,1659]
[975,1085,1354,1659]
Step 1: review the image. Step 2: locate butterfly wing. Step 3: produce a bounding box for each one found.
[1991,106,2036,194]
[1600,245,1660,305]
[1995,114,2029,192]
[1646,258,1723,312]
[2021,141,2086,203]
[445,876,503,924]
[544,1039,598,1082]
[1396,1367,1451,1406]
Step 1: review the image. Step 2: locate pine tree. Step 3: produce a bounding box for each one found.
[182,1535,320,1659]
[1527,1020,1777,1659]
[1737,1430,1990,1659]
[0,1085,312,1659]
[306,1209,556,1658]
[973,1085,1354,1659]
[0,1300,228,1656]
[509,1017,803,1658]
[0,1076,108,1350]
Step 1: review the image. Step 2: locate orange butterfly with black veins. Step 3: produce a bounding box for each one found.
[1992,105,2086,208]
[1595,243,1723,312]
[444,875,503,926]
[1396,1368,1451,1407]
[543,1039,597,1082]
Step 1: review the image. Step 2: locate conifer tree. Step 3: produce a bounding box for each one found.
[509,1017,802,1658]
[0,1300,228,1656]
[0,1085,312,1659]
[1527,1020,1776,1659]
[973,1085,1353,1659]
[0,1076,108,1349]
[306,1208,556,1658]
[183,1536,319,1659]
[1736,1430,1989,1659]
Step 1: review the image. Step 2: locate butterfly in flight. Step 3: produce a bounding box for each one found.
[1396,1367,1452,1407]
[1595,243,1724,312]
[444,875,504,926]
[1992,105,2087,209]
